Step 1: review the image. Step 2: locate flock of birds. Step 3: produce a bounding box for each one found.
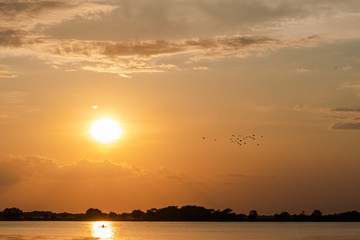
[202,133,263,147]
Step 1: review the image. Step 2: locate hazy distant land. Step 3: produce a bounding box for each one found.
[1,206,359,222]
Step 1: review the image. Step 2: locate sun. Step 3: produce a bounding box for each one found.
[90,118,123,143]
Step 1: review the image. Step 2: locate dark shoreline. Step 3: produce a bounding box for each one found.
[1,206,359,222]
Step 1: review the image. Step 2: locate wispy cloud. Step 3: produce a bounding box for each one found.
[292,105,360,131]
[0,155,136,186]
[293,105,311,111]
[338,81,360,97]
[296,67,311,72]
[44,36,282,59]
[331,122,360,130]
[193,66,208,70]
[342,65,352,71]
[332,107,360,112]
[0,0,117,30]
[339,82,360,90]
[0,28,28,47]
[0,29,324,76]
[0,65,17,78]
[43,0,360,41]
[3,0,355,77]
[3,0,360,40]
[328,107,360,130]
[3,0,351,77]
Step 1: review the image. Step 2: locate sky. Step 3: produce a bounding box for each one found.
[0,0,360,215]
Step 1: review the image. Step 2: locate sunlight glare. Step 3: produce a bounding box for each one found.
[91,221,114,240]
[90,118,123,143]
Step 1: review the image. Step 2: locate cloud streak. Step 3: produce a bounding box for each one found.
[0,28,27,47]
[332,107,360,112]
[3,0,352,77]
[0,155,135,186]
[0,65,17,78]
[331,122,360,130]
[45,0,360,41]
[0,28,323,76]
[0,0,117,30]
[45,36,282,59]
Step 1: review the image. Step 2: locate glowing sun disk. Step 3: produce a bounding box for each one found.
[90,118,122,143]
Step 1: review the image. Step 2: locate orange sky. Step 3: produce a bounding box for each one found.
[0,0,360,215]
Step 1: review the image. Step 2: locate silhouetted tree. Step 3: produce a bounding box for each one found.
[131,209,145,220]
[248,210,258,221]
[145,208,157,220]
[337,211,360,221]
[50,213,57,220]
[311,210,322,217]
[1,205,360,222]
[156,206,179,220]
[86,208,104,219]
[109,211,117,220]
[275,212,291,221]
[222,208,233,215]
[294,210,307,221]
[179,205,214,221]
[217,208,237,221]
[3,208,23,220]
[236,214,247,221]
[311,209,322,221]
[118,212,132,220]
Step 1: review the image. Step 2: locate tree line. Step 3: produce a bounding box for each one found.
[0,206,359,221]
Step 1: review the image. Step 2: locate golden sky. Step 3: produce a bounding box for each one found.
[0,0,360,215]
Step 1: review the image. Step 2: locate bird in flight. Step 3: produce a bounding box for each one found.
[201,133,264,148]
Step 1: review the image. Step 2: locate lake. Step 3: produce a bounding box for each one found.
[0,221,359,240]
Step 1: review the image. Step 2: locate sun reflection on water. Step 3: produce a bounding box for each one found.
[91,221,114,240]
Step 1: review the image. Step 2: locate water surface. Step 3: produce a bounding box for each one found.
[0,221,359,240]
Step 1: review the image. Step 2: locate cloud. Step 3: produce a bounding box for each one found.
[342,65,352,71]
[293,105,311,111]
[56,159,134,179]
[0,0,117,30]
[3,0,339,78]
[296,67,310,72]
[42,35,282,59]
[338,82,360,97]
[0,28,27,47]
[0,155,134,186]
[0,0,69,21]
[339,82,360,90]
[326,108,360,129]
[332,107,360,112]
[0,31,325,76]
[155,168,189,181]
[331,122,360,130]
[49,0,360,41]
[193,66,208,70]
[0,65,17,78]
[35,36,287,72]
[2,0,360,41]
[2,0,332,78]
[0,70,17,78]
